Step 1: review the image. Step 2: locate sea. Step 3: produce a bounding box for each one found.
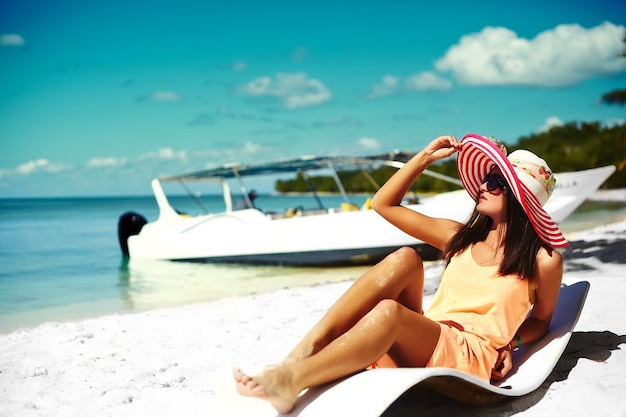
[1,194,625,334]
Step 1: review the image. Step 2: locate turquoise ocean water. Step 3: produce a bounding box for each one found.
[1,194,625,334]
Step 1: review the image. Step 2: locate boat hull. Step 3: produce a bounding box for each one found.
[123,165,616,266]
[174,243,441,266]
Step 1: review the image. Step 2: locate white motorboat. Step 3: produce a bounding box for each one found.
[117,152,615,266]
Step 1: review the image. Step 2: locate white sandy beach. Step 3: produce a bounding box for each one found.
[1,219,625,417]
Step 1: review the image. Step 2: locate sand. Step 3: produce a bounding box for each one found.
[1,220,625,417]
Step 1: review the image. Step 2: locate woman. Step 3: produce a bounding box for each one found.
[233,134,567,413]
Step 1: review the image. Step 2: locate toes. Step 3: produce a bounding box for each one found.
[234,367,257,396]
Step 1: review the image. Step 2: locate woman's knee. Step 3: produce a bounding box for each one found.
[371,247,424,290]
[388,247,424,271]
[372,299,403,322]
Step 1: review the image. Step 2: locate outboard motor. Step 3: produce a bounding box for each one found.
[118,212,147,257]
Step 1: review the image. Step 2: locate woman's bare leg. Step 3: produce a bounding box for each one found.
[235,297,441,413]
[286,247,425,362]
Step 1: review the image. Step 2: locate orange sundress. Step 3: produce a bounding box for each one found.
[424,246,532,381]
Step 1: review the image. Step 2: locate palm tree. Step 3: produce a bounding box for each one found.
[600,89,626,105]
[599,33,626,106]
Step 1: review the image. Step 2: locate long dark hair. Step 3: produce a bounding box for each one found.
[442,184,546,280]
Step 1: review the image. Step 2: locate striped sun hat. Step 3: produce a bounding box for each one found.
[457,133,568,248]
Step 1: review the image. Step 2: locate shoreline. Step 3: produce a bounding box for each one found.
[1,197,625,335]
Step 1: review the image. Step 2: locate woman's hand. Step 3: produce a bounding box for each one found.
[491,347,513,380]
[422,135,462,163]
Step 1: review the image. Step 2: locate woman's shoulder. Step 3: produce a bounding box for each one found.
[532,246,564,287]
[536,246,563,267]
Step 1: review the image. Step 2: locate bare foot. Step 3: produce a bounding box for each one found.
[233,366,299,414]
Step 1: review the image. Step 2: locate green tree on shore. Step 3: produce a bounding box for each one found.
[275,123,625,193]
[513,122,625,189]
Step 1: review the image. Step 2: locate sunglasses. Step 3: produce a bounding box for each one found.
[484,173,506,193]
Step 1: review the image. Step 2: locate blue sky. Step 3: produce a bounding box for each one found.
[1,0,626,197]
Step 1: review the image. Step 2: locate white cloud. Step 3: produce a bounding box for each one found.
[436,22,626,87]
[14,158,70,175]
[242,141,262,154]
[86,156,127,168]
[368,75,400,98]
[140,147,188,161]
[367,72,452,98]
[358,137,381,150]
[0,34,25,46]
[538,116,565,133]
[405,72,453,91]
[239,72,331,108]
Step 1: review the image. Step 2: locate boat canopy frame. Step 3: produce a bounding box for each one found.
[155,152,463,214]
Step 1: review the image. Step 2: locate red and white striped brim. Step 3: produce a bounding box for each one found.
[457,133,568,248]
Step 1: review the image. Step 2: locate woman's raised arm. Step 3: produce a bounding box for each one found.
[371,136,463,250]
